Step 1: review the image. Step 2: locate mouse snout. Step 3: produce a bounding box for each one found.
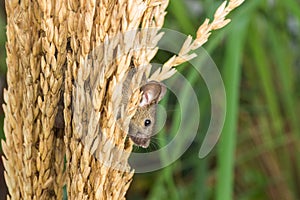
[129,135,150,148]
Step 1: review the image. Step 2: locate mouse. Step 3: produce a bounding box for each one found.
[122,68,166,148]
[54,67,167,149]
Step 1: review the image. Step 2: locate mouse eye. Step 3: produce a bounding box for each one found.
[144,119,151,127]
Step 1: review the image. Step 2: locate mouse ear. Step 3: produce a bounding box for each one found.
[139,81,166,107]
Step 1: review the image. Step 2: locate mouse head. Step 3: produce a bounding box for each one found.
[128,81,166,148]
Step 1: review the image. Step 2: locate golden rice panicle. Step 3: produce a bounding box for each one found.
[65,0,171,198]
[2,0,24,198]
[150,0,244,82]
[3,0,67,199]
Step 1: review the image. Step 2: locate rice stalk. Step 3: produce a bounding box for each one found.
[2,0,67,199]
[64,0,168,199]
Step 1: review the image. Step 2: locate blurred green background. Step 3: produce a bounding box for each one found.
[1,0,300,199]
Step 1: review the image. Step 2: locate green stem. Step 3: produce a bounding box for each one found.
[216,16,249,200]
